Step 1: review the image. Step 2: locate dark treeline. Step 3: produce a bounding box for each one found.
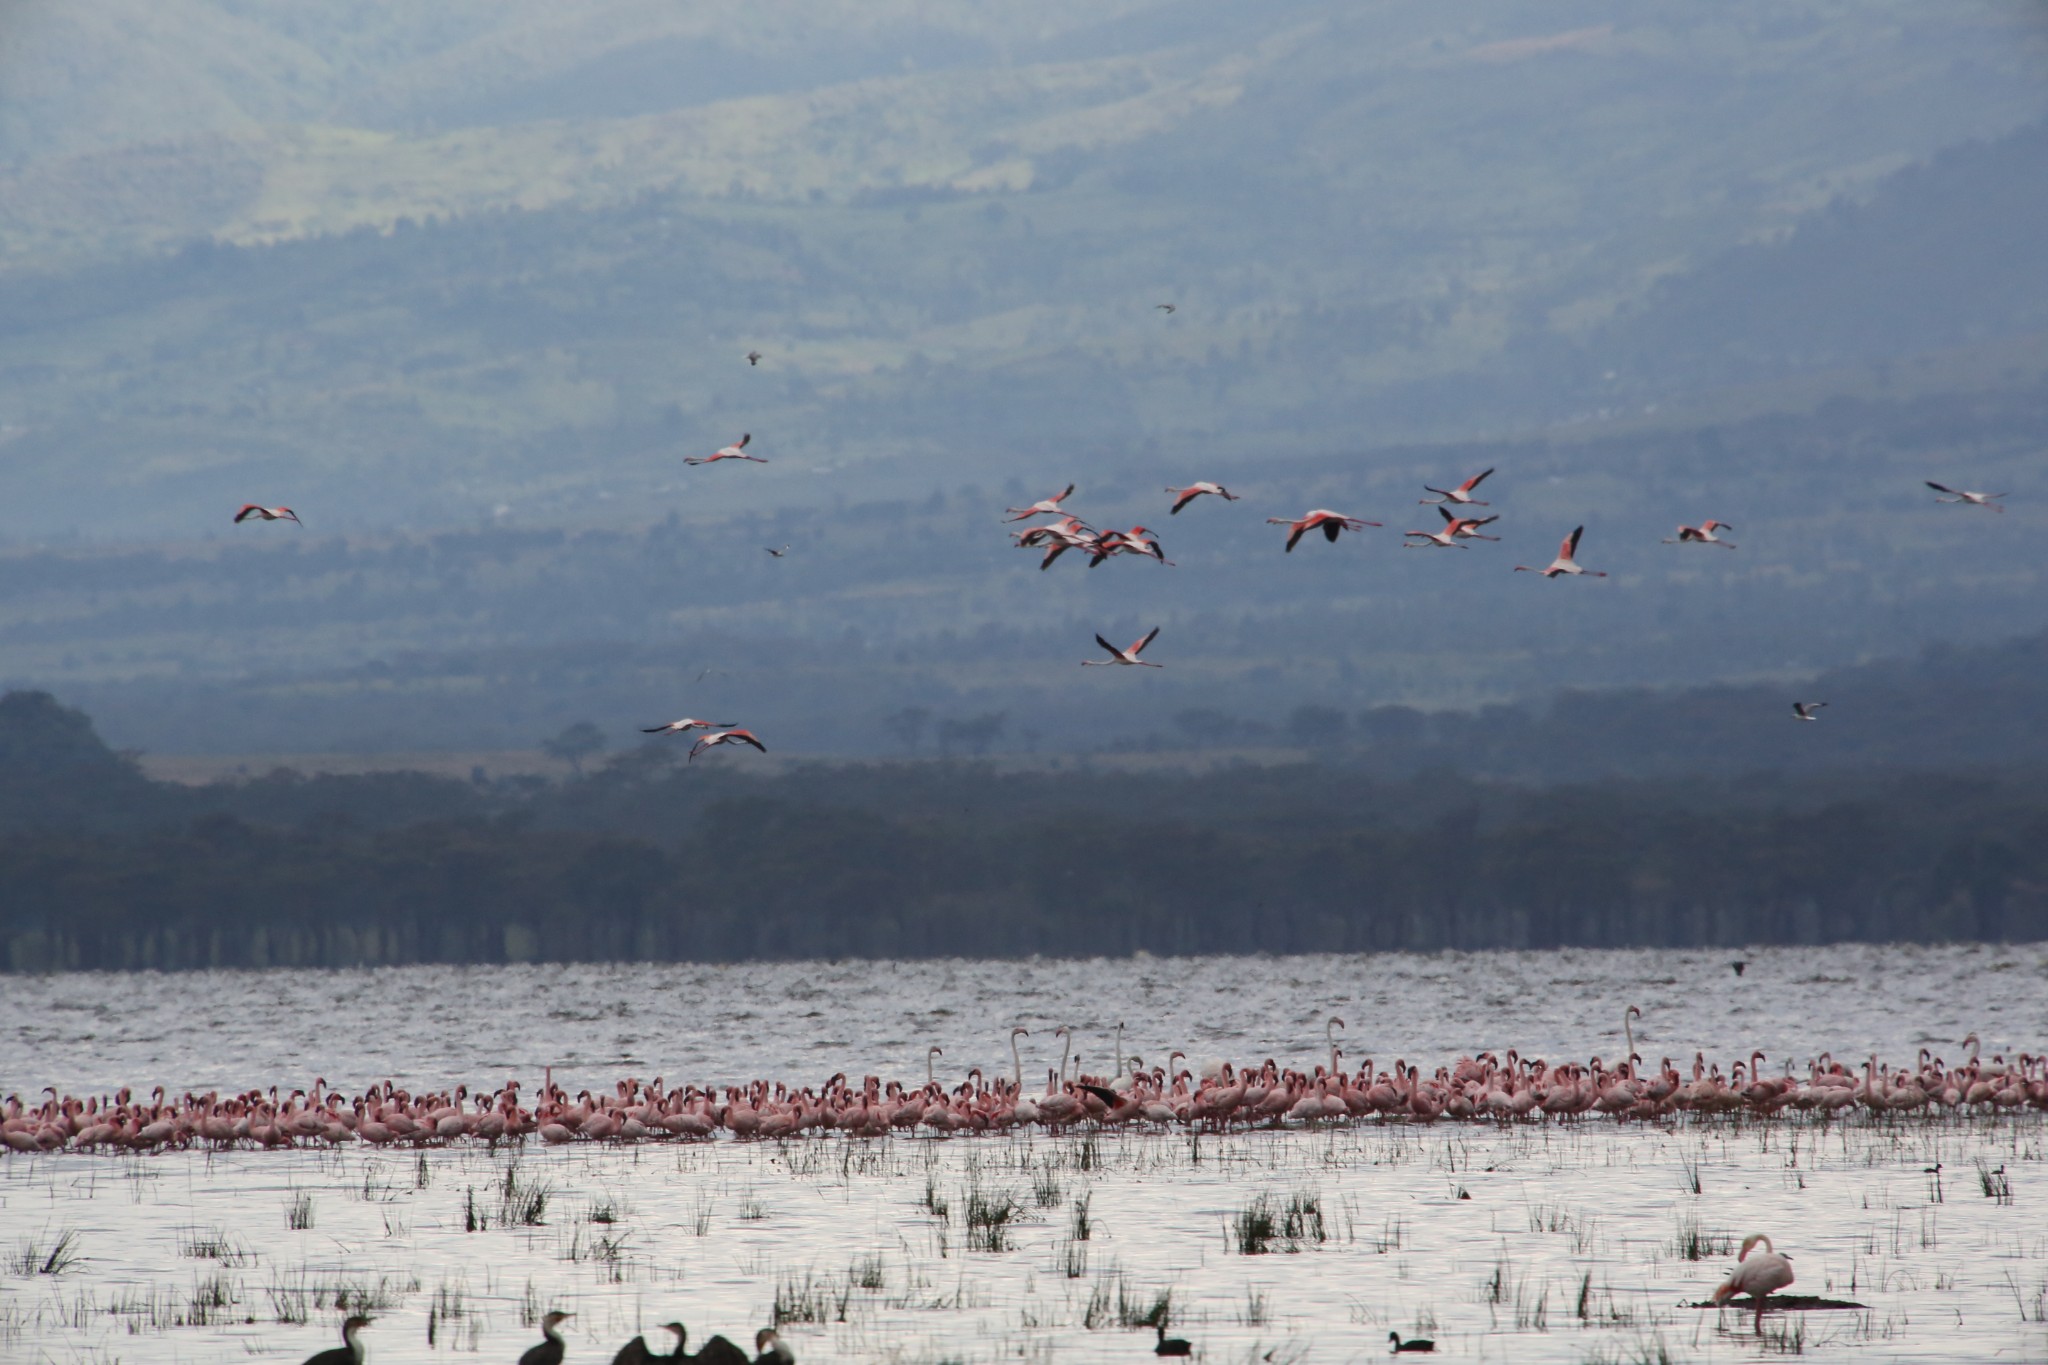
[2,691,2044,972]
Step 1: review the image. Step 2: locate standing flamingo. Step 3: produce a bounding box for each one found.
[1712,1234,1795,1331]
[1514,526,1606,578]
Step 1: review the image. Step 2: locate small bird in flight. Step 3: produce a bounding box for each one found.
[1420,468,1494,506]
[1165,482,1238,514]
[1515,525,1607,578]
[1926,481,2005,511]
[643,717,736,736]
[689,728,767,761]
[1082,626,1163,668]
[1665,520,1736,547]
[746,350,763,366]
[1004,483,1076,521]
[1792,701,1828,722]
[234,504,302,526]
[687,434,766,465]
[1156,303,1176,314]
[765,545,789,557]
[1267,509,1380,552]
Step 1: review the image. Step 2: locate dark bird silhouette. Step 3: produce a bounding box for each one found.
[1731,961,1748,977]
[612,1323,687,1365]
[1154,1322,1192,1356]
[521,1312,574,1365]
[1156,303,1176,314]
[1389,1331,1436,1353]
[753,1328,794,1364]
[765,545,789,557]
[302,1316,372,1365]
[746,351,762,366]
[1792,701,1828,722]
[695,1330,752,1365]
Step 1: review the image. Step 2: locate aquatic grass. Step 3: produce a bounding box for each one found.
[773,1271,835,1325]
[177,1226,249,1265]
[285,1191,315,1230]
[1031,1162,1064,1207]
[1069,1192,1092,1241]
[1672,1214,1731,1261]
[848,1254,886,1290]
[586,1195,624,1224]
[1975,1158,2013,1204]
[1230,1190,1325,1254]
[963,1185,1020,1252]
[10,1227,83,1277]
[499,1165,551,1225]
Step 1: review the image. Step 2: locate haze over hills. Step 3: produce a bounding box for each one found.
[1,2,2045,759]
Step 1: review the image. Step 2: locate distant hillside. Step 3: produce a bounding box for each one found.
[1,2,2043,545]
[4,686,2045,973]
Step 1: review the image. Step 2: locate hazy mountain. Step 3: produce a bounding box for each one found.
[1,2,2044,758]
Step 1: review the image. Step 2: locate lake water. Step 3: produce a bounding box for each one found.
[2,943,2045,1364]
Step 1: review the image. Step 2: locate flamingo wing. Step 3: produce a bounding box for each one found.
[1094,633,1122,658]
[1322,517,1343,542]
[1168,488,1198,514]
[1564,525,1584,557]
[728,730,767,752]
[1925,481,1959,495]
[1460,467,1495,492]
[1130,626,1160,656]
[233,505,260,522]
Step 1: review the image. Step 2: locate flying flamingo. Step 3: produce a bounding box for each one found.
[642,717,736,736]
[234,505,302,526]
[1090,527,1174,566]
[1082,627,1162,667]
[1514,526,1606,578]
[1926,481,2005,511]
[1268,509,1380,552]
[1404,507,1498,548]
[1664,520,1737,547]
[688,728,767,761]
[686,434,765,465]
[1791,701,1827,722]
[1420,468,1494,505]
[1004,484,1076,521]
[1156,303,1176,314]
[1166,482,1239,514]
[1712,1234,1795,1331]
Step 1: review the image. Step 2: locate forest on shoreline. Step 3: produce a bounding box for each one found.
[1,690,2042,972]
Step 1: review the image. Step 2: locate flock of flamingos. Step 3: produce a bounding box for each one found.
[7,1014,2040,1156]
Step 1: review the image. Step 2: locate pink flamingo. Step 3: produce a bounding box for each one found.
[1926,481,2005,511]
[1664,520,1736,547]
[688,728,767,761]
[1515,525,1607,578]
[233,504,301,526]
[686,434,766,465]
[1004,484,1076,521]
[1420,468,1494,505]
[642,717,736,736]
[1165,482,1240,514]
[1081,627,1163,668]
[1267,509,1380,552]
[1712,1234,1795,1331]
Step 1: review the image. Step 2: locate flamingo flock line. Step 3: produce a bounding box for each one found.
[6,1023,2038,1154]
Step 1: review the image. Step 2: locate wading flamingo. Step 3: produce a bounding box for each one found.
[1712,1234,1795,1331]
